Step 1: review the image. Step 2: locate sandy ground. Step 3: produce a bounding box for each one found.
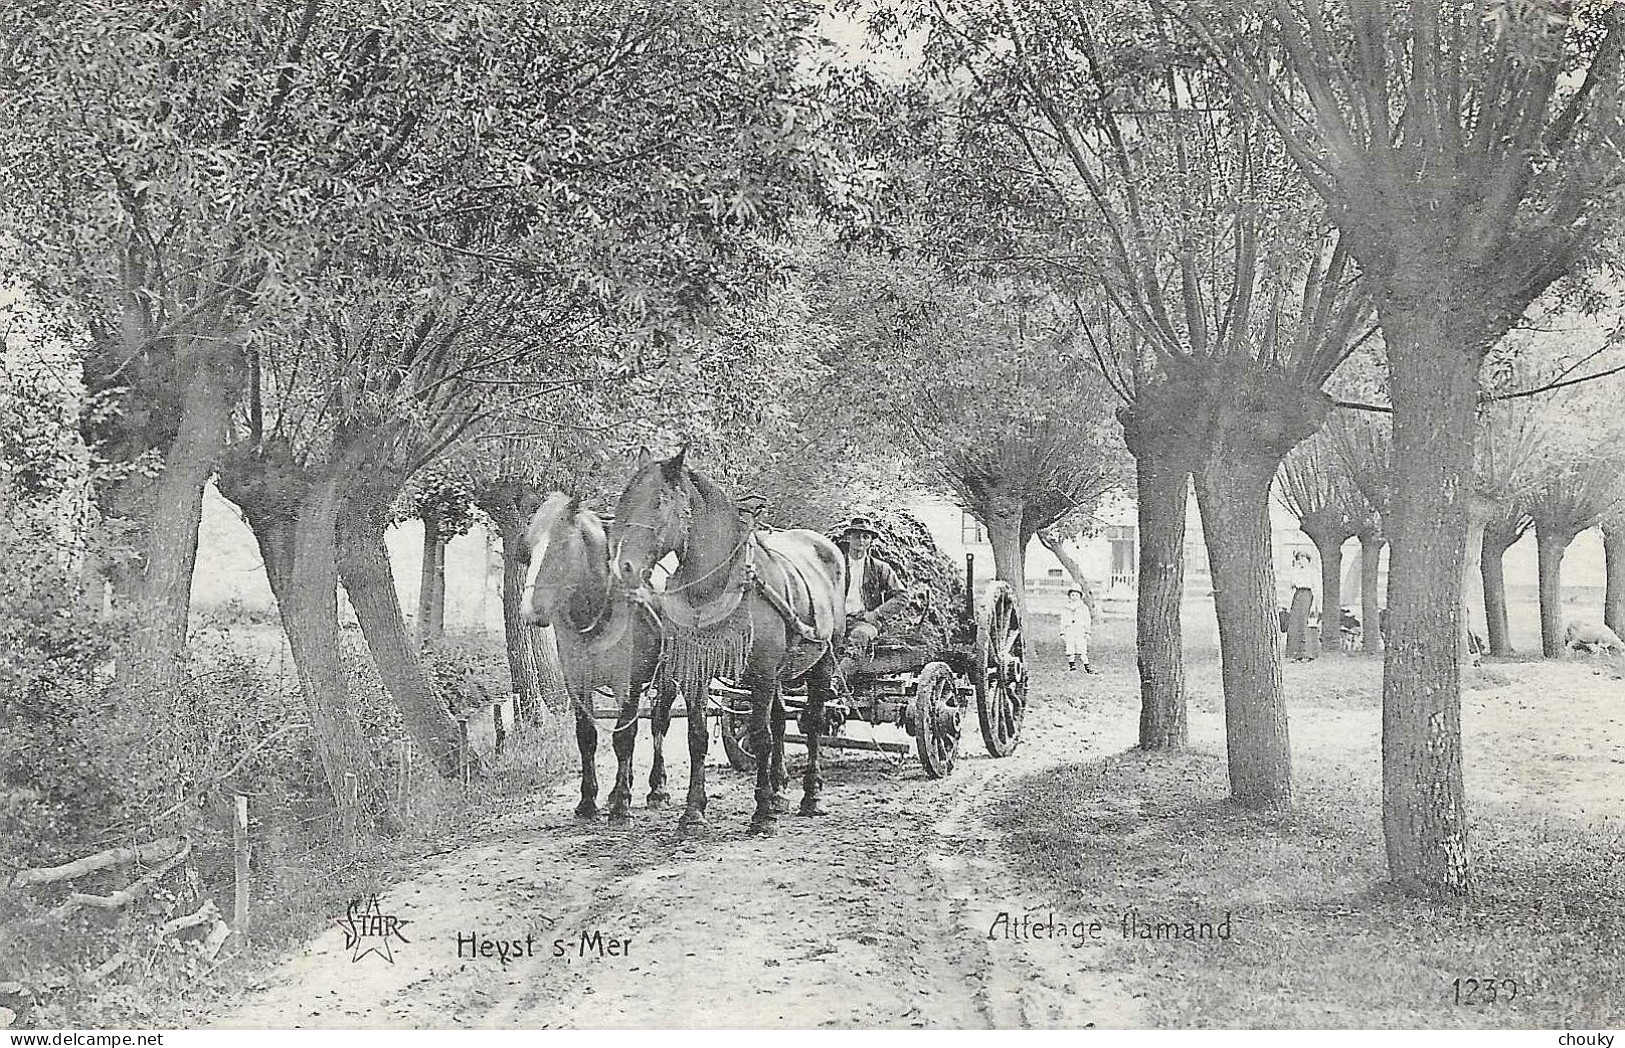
[204,623,1624,1030]
[209,656,1148,1029]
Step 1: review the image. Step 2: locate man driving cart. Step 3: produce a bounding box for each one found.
[832,514,909,689]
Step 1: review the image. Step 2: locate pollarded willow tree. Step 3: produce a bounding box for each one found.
[0,1,477,708]
[1276,428,1381,643]
[894,1,1372,808]
[461,440,574,728]
[1474,320,1623,655]
[403,471,478,648]
[1474,401,1547,656]
[1182,0,1625,892]
[1506,321,1625,654]
[0,0,833,740]
[217,283,542,790]
[1529,450,1625,657]
[812,252,1128,613]
[1605,509,1625,636]
[1326,407,1398,644]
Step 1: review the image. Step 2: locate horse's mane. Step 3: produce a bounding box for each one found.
[684,465,731,506]
[618,454,742,557]
[525,490,575,554]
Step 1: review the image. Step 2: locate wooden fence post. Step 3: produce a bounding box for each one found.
[493,699,507,757]
[459,719,471,789]
[232,794,250,932]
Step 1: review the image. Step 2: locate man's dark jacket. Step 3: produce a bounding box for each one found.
[844,552,907,621]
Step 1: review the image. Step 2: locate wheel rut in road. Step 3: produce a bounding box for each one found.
[211,698,1139,1028]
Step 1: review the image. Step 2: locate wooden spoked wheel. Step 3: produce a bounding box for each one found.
[912,661,961,779]
[714,681,758,772]
[974,581,1027,757]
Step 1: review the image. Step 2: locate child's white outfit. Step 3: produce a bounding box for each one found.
[1062,599,1093,671]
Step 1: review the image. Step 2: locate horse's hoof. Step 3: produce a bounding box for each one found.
[574,802,599,820]
[646,791,670,810]
[748,815,778,837]
[798,798,827,817]
[677,815,709,840]
[607,810,632,828]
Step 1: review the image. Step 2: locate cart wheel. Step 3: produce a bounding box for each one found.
[712,679,757,772]
[719,707,757,772]
[912,661,961,779]
[974,581,1027,757]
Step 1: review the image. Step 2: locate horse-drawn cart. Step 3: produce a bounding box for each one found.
[713,559,1028,779]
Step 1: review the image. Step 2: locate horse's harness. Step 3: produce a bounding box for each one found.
[654,528,826,645]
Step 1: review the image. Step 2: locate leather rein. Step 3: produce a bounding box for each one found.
[620,494,825,644]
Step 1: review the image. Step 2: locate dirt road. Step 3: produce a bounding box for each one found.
[210,672,1145,1029]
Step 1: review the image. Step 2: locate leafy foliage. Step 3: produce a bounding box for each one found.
[1277,429,1379,540]
[812,249,1127,545]
[1180,0,1625,338]
[0,494,120,866]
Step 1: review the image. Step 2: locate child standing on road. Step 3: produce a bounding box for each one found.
[1062,587,1094,673]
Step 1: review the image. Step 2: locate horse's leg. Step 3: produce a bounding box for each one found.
[647,679,675,808]
[606,680,639,826]
[573,695,599,819]
[799,654,833,817]
[748,667,778,835]
[678,679,710,838]
[768,684,787,814]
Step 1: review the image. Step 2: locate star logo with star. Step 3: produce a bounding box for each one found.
[332,894,411,964]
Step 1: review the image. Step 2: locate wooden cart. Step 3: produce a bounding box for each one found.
[712,559,1028,779]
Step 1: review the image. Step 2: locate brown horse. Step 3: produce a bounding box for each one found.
[519,491,677,823]
[610,450,844,837]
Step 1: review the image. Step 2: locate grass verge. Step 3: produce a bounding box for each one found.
[990,746,1625,1028]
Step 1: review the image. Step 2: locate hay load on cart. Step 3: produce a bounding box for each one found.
[715,506,1028,778]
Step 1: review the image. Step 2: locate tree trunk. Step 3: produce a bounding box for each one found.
[1605,521,1624,638]
[1037,529,1092,604]
[247,474,375,810]
[1534,522,1575,659]
[1360,533,1384,654]
[112,362,233,707]
[429,536,446,638]
[1480,514,1522,657]
[96,472,156,611]
[338,493,463,778]
[493,506,545,721]
[1462,496,1496,663]
[1304,528,1345,648]
[417,508,446,646]
[533,626,571,718]
[980,500,1028,616]
[1381,309,1476,896]
[220,443,377,812]
[475,482,566,723]
[1131,444,1189,750]
[1194,453,1292,811]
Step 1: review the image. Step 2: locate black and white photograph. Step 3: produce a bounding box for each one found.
[0,0,1622,1035]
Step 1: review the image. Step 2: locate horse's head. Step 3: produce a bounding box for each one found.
[610,448,692,591]
[519,491,601,627]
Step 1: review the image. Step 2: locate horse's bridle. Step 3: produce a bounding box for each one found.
[663,531,751,597]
